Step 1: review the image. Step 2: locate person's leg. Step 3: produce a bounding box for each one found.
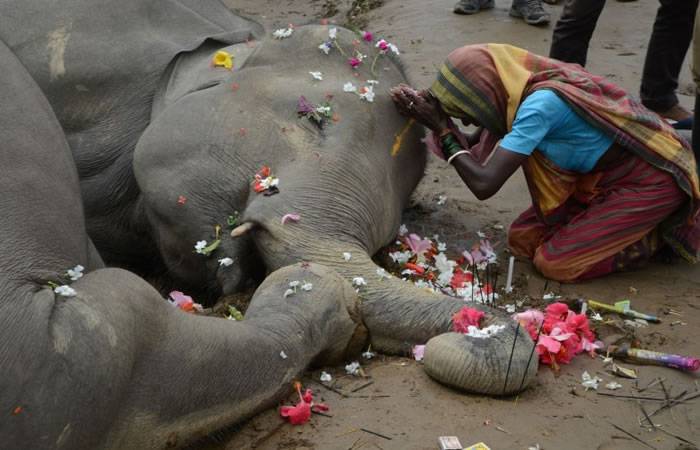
[640,0,699,120]
[510,0,551,26]
[454,0,494,15]
[531,158,686,282]
[508,206,549,258]
[692,5,700,169]
[549,0,606,66]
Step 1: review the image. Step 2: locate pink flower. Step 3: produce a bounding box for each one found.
[362,31,373,42]
[281,213,301,225]
[348,57,361,68]
[512,309,544,340]
[376,39,389,52]
[452,307,485,333]
[405,233,432,259]
[461,250,474,266]
[168,290,203,313]
[412,345,425,361]
[537,326,577,365]
[280,382,329,425]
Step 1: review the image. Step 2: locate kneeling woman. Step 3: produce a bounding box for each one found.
[392,44,700,282]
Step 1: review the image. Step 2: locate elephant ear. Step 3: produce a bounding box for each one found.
[151,40,259,118]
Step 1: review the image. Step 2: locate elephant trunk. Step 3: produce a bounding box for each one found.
[238,197,538,395]
[276,247,539,396]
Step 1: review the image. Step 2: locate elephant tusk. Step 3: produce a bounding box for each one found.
[230,222,254,238]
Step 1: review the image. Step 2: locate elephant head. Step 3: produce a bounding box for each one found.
[134,25,538,395]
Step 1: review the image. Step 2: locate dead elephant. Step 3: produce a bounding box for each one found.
[0,0,537,448]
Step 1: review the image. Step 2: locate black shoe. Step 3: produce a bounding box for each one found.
[454,0,495,15]
[510,0,551,25]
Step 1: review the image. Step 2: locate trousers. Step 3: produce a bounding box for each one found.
[550,0,698,112]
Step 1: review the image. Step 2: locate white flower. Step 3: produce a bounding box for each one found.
[389,250,412,265]
[280,350,288,359]
[309,71,323,81]
[476,230,486,239]
[437,271,453,287]
[54,285,76,297]
[315,106,331,115]
[465,324,506,338]
[367,79,379,85]
[437,195,447,206]
[289,280,300,288]
[301,282,313,291]
[362,349,375,359]
[66,264,84,281]
[398,224,408,236]
[283,288,295,298]
[591,312,603,321]
[581,371,601,391]
[605,381,622,390]
[320,371,332,382]
[352,277,367,287]
[493,224,505,230]
[258,176,279,190]
[345,361,361,375]
[543,292,560,301]
[343,252,352,261]
[359,85,375,103]
[434,253,456,275]
[505,304,516,313]
[388,43,400,55]
[343,82,357,93]
[376,268,390,280]
[329,27,337,39]
[273,28,293,39]
[218,257,234,267]
[319,42,332,54]
[194,240,207,254]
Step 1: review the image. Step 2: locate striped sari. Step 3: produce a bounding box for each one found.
[430,44,700,281]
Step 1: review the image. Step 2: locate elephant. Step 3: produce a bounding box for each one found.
[1,0,538,447]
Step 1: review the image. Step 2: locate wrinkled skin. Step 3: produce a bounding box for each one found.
[135,23,538,395]
[1,0,538,447]
[2,31,363,450]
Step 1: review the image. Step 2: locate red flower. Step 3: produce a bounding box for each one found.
[543,302,569,332]
[280,383,329,425]
[348,57,361,68]
[404,262,425,274]
[259,166,271,178]
[450,268,474,289]
[452,307,484,333]
[177,195,187,205]
[362,31,373,42]
[280,402,311,425]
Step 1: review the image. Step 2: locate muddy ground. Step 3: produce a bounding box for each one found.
[210,1,700,448]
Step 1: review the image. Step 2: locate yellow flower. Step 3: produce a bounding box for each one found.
[212,50,233,70]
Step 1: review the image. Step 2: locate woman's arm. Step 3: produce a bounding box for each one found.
[450,146,526,200]
[390,85,526,200]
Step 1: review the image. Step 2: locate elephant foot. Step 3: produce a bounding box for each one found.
[424,329,538,396]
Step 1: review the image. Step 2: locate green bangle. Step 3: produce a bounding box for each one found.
[440,133,463,159]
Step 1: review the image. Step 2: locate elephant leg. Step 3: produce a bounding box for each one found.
[8,264,362,449]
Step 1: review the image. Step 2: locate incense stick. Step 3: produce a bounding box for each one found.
[503,321,520,394]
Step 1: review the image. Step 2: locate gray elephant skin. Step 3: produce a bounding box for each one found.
[0,0,538,448]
